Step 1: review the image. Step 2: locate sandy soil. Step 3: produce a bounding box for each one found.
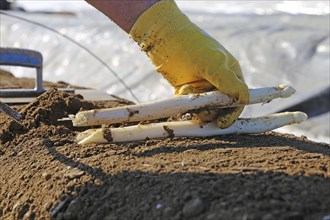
[0,70,330,220]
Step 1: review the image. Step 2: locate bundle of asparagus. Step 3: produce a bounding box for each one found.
[60,85,307,144]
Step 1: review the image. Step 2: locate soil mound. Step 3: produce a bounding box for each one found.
[0,88,94,144]
[0,74,329,220]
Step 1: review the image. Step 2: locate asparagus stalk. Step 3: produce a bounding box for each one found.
[76,111,307,145]
[69,85,295,127]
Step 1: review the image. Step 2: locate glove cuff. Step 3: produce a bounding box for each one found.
[129,0,199,65]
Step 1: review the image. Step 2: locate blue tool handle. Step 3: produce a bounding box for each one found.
[0,47,42,68]
[0,47,44,93]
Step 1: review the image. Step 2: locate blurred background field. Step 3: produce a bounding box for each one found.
[0,0,329,143]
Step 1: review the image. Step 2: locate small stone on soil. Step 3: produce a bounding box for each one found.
[42,172,52,180]
[64,168,84,179]
[182,197,204,218]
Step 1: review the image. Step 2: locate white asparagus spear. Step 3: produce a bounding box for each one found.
[76,111,307,145]
[69,85,295,127]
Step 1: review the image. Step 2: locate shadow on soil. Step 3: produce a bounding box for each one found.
[53,170,330,220]
[133,134,330,157]
[45,134,330,220]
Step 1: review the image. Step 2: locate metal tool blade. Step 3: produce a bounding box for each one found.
[0,101,22,124]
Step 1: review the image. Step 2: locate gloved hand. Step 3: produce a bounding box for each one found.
[129,0,249,128]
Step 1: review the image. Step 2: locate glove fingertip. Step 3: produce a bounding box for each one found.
[216,116,236,129]
[216,106,245,129]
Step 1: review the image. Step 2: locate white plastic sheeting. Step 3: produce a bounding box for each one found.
[1,1,329,143]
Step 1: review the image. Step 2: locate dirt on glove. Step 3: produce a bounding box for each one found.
[0,70,330,220]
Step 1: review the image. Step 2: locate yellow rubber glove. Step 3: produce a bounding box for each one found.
[129,0,249,128]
